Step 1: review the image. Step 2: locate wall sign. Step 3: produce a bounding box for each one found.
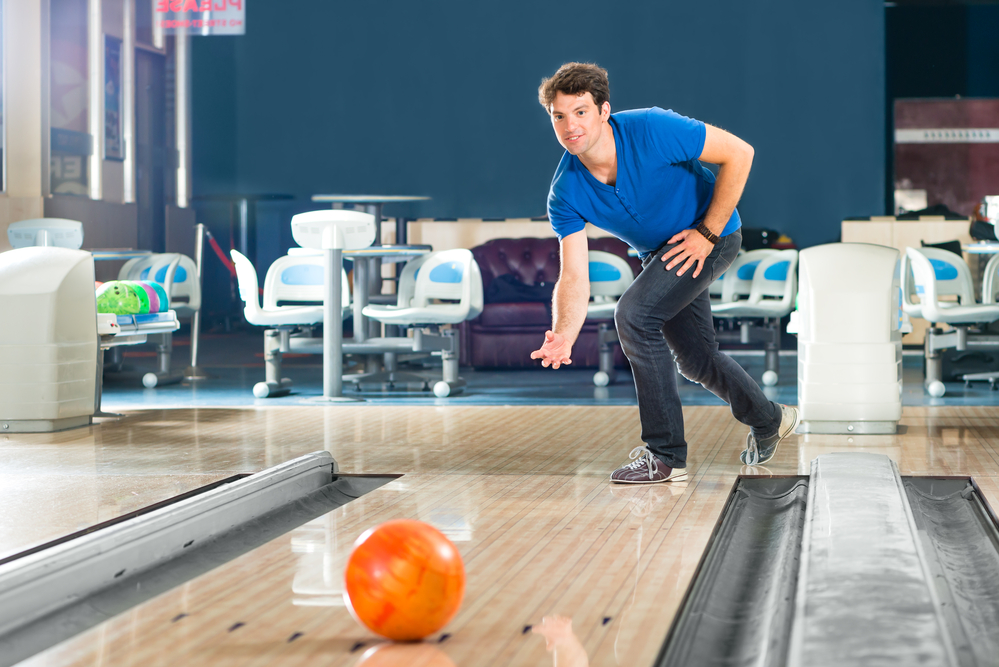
[155,0,244,36]
[104,35,123,160]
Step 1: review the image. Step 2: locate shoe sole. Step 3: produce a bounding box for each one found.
[610,470,688,484]
[755,406,800,465]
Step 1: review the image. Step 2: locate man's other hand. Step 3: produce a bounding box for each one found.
[661,228,714,278]
[530,330,573,369]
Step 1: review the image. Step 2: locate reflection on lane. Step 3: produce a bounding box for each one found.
[354,642,458,666]
[533,615,589,667]
[529,483,685,667]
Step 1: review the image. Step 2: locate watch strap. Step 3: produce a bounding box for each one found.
[695,222,721,245]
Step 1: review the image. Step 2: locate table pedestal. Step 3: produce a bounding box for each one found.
[307,247,362,403]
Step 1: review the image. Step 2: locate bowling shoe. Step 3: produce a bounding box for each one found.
[740,404,800,466]
[610,446,688,484]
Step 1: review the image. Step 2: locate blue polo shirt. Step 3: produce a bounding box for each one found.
[547,107,741,258]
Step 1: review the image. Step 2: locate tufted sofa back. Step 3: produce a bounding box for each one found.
[470,237,642,291]
[471,238,559,291]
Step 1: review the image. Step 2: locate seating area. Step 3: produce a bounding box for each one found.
[903,246,999,396]
[710,249,799,386]
[231,210,484,399]
[13,213,999,409]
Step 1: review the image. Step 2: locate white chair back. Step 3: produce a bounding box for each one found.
[899,251,921,317]
[746,249,798,305]
[394,253,428,309]
[587,250,634,301]
[262,254,349,309]
[717,249,779,303]
[906,247,976,308]
[120,252,201,314]
[983,252,999,304]
[231,250,263,321]
[403,249,483,320]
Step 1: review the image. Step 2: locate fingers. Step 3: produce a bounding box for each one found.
[660,244,683,262]
[544,330,555,342]
[675,255,697,277]
[534,351,571,369]
[664,248,689,272]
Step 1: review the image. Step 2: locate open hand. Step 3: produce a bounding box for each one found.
[530,330,573,369]
[661,228,714,278]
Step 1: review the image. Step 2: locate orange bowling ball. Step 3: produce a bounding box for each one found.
[344,519,465,642]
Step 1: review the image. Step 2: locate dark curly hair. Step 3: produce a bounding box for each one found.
[538,62,610,112]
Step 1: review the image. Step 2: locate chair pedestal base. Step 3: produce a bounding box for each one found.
[593,321,619,387]
[713,317,782,384]
[303,395,364,404]
[924,327,999,395]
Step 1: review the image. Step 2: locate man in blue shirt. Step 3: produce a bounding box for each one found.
[531,62,798,483]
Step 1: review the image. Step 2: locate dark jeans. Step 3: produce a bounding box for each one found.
[614,230,780,468]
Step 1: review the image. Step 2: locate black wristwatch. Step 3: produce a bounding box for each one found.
[695,222,721,245]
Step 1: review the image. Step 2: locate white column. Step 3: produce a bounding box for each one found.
[122,0,134,203]
[86,0,102,200]
[5,0,46,199]
[175,32,190,208]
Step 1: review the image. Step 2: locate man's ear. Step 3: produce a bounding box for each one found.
[601,101,611,119]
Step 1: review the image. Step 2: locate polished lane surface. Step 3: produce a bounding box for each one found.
[6,405,999,666]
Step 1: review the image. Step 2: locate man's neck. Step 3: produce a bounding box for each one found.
[577,122,617,187]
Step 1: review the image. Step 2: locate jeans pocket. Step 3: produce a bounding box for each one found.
[708,234,741,283]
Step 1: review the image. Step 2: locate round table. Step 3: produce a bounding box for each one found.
[310,195,431,245]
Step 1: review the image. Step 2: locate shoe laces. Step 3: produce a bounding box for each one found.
[744,434,760,466]
[623,446,657,479]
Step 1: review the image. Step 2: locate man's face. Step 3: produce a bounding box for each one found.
[549,91,609,156]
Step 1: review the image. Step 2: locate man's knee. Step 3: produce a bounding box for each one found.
[613,296,644,341]
[675,350,712,385]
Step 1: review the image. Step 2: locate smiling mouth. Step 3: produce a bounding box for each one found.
[565,134,583,143]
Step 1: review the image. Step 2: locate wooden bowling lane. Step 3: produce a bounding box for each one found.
[12,404,999,666]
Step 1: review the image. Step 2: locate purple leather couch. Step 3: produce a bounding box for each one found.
[459,237,643,368]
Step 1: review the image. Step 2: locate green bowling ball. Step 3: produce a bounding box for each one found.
[123,281,151,314]
[96,281,142,315]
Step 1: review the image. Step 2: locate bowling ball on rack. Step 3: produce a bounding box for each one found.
[96,281,142,315]
[122,281,150,314]
[148,282,169,312]
[344,519,465,642]
[134,281,160,313]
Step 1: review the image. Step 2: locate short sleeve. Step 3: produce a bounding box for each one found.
[646,107,706,165]
[547,186,586,240]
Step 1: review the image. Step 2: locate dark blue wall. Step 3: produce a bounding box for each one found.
[192,0,885,249]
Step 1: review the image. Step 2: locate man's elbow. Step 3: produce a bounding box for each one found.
[739,140,754,167]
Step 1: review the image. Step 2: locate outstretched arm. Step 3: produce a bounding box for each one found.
[661,124,754,278]
[531,231,589,369]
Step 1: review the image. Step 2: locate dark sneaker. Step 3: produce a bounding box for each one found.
[741,404,800,466]
[611,446,688,484]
